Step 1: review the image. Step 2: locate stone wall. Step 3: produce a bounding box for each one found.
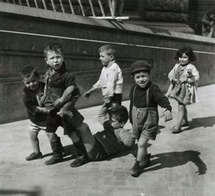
[0,3,214,123]
[137,0,189,22]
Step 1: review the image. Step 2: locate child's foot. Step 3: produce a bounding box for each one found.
[171,126,181,134]
[181,119,189,127]
[44,155,63,165]
[70,155,88,167]
[26,152,42,161]
[139,154,151,168]
[130,160,142,177]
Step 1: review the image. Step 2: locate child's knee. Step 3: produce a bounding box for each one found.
[138,137,149,148]
[29,131,39,140]
[46,132,57,142]
[77,122,90,133]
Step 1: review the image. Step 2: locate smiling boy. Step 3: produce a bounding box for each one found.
[21,66,64,161]
[129,60,173,177]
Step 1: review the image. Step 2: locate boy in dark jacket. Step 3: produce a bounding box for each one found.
[41,42,87,165]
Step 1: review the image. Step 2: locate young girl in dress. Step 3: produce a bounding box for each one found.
[166,47,199,133]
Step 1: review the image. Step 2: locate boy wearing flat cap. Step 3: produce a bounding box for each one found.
[129,60,173,177]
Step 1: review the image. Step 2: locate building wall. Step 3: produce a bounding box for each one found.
[194,0,215,34]
[0,3,214,124]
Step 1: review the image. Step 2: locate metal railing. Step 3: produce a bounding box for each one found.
[0,0,129,20]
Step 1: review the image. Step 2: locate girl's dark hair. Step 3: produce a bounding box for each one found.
[175,47,196,62]
[44,42,64,57]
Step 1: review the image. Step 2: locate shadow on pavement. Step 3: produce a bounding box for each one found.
[107,143,152,160]
[0,186,42,196]
[190,116,215,128]
[42,145,76,158]
[144,150,207,175]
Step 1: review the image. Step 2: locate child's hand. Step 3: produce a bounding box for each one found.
[187,78,194,84]
[57,109,73,118]
[83,92,91,98]
[171,78,179,84]
[163,110,172,122]
[54,98,63,108]
[104,97,111,104]
[37,106,50,114]
[179,76,187,83]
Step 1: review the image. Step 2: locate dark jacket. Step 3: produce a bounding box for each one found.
[23,82,47,126]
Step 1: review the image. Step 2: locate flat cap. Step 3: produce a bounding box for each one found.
[130,60,151,74]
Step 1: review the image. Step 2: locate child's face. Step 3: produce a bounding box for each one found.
[99,51,113,67]
[23,75,40,91]
[133,71,150,88]
[45,51,64,71]
[179,53,189,65]
[111,115,124,129]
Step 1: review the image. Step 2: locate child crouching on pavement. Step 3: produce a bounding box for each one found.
[129,60,173,177]
[69,104,135,167]
[21,66,64,161]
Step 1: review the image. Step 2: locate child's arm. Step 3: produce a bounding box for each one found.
[54,85,75,108]
[83,85,99,98]
[39,84,48,106]
[36,106,50,114]
[129,86,134,124]
[23,89,48,115]
[152,85,173,122]
[114,128,135,147]
[98,104,109,126]
[186,66,199,84]
[168,64,179,84]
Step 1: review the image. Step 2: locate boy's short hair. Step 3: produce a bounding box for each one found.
[44,41,64,57]
[110,105,128,124]
[98,45,116,58]
[20,66,40,79]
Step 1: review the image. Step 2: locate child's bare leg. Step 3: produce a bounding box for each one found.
[26,130,42,161]
[183,106,189,124]
[46,132,58,142]
[75,122,95,152]
[136,137,149,162]
[131,137,149,177]
[175,104,185,129]
[29,131,40,154]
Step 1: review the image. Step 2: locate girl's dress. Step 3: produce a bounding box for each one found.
[166,63,199,105]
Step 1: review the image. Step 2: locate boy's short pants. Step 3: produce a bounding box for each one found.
[132,106,158,140]
[111,93,122,105]
[29,121,46,133]
[46,107,84,134]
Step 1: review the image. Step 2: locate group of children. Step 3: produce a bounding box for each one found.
[21,42,199,177]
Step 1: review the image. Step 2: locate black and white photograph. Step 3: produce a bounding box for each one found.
[0,0,214,195]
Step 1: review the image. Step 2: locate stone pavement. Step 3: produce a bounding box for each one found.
[0,84,215,196]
